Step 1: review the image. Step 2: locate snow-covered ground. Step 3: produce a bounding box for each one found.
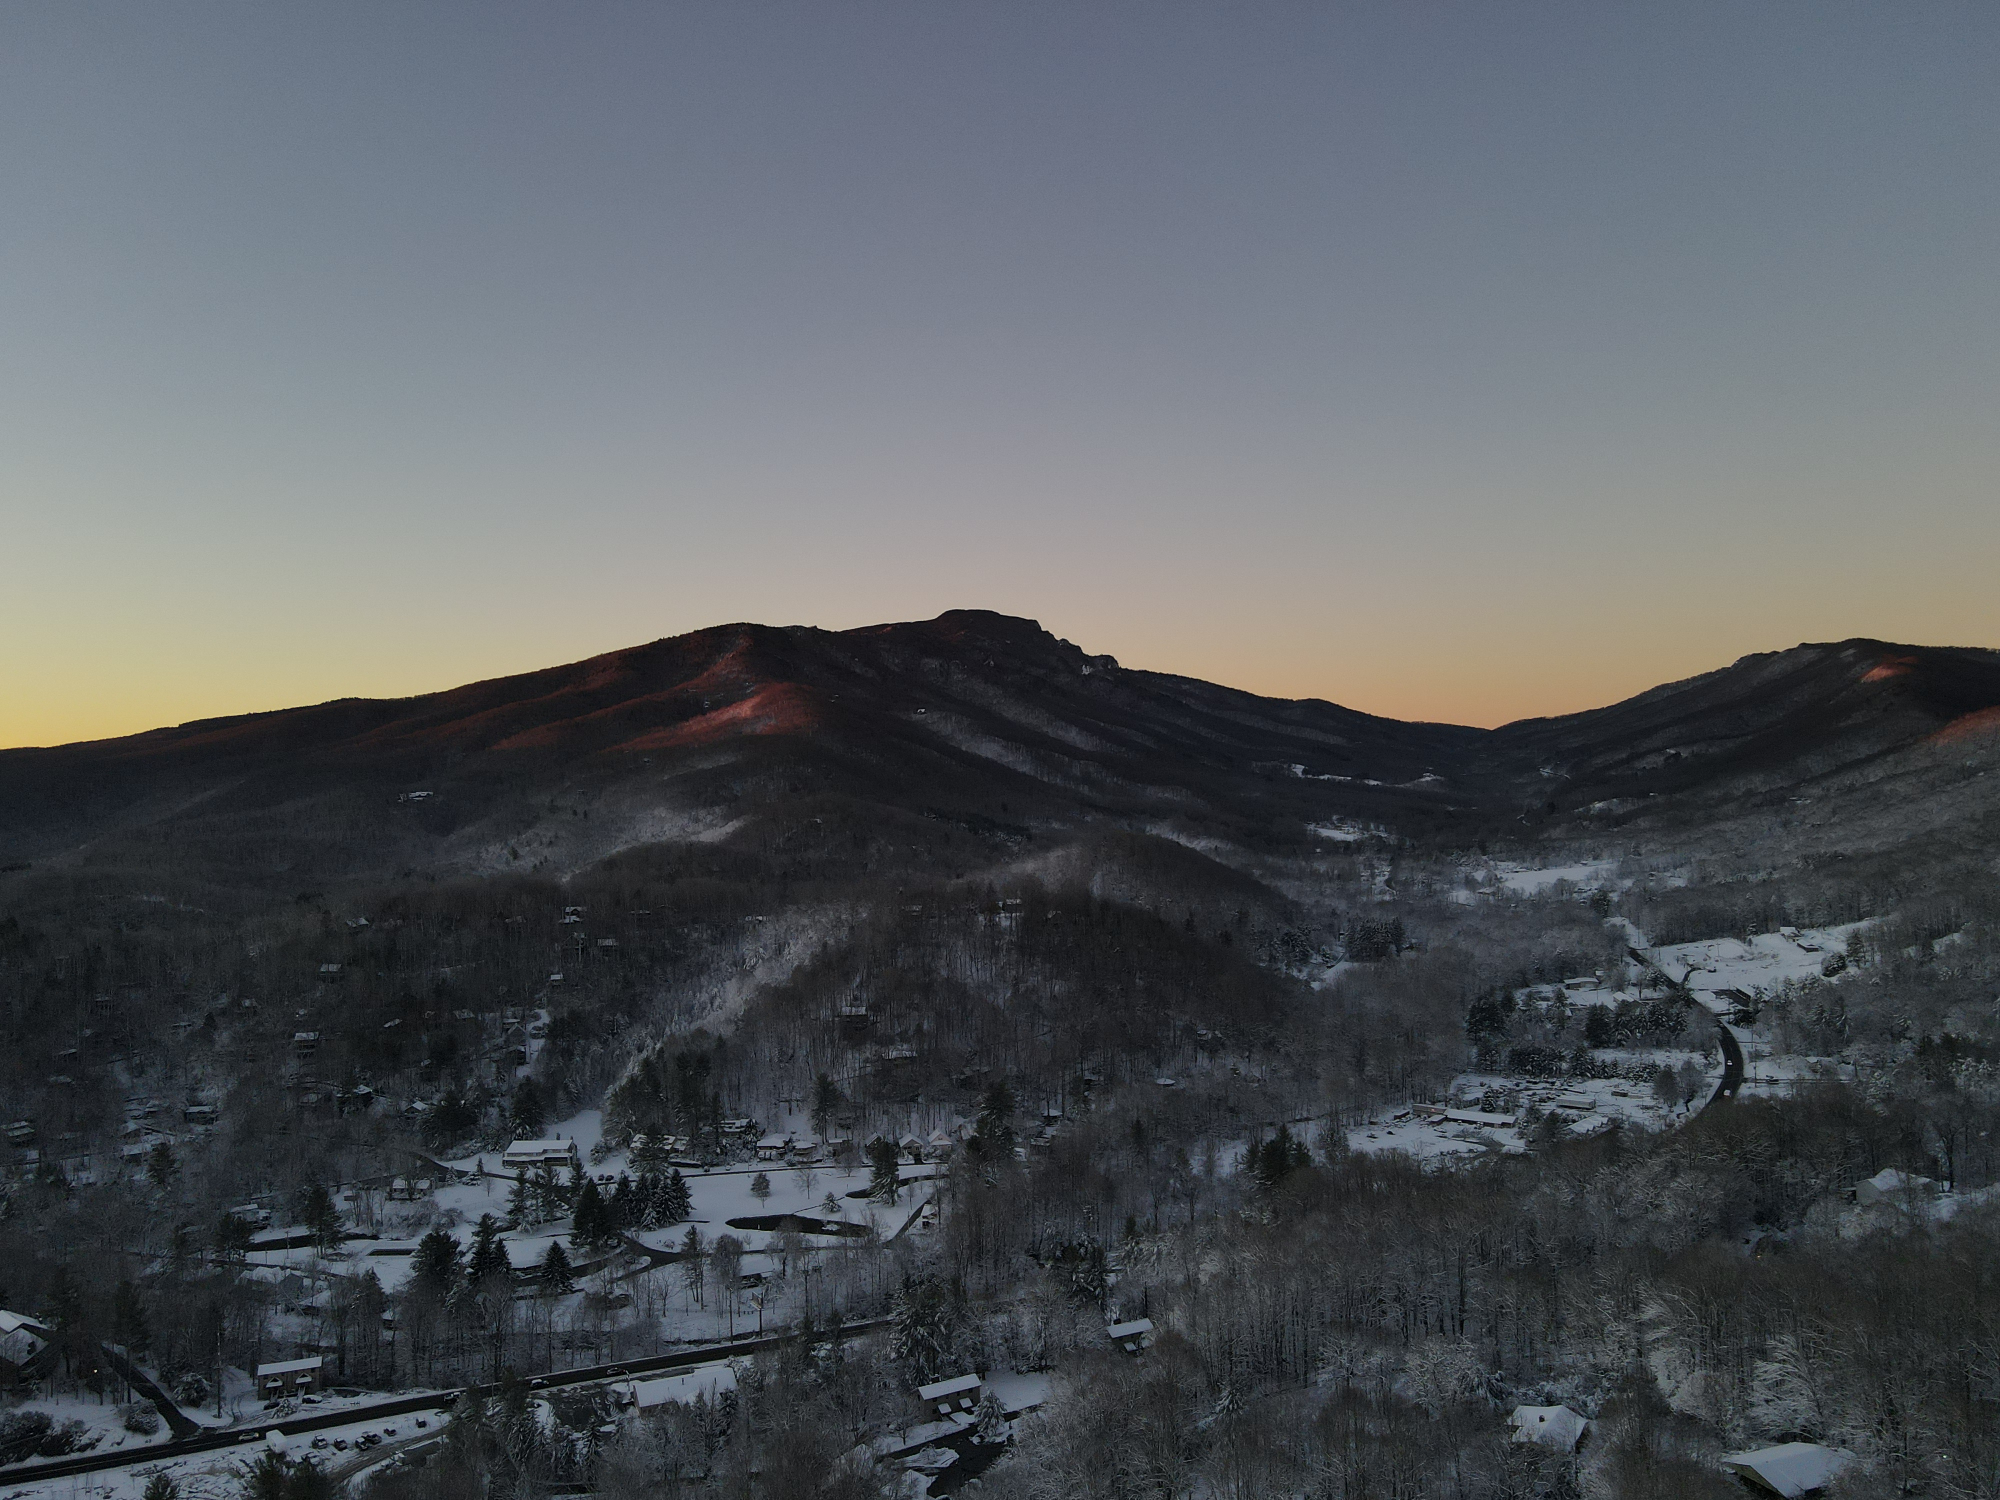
[1493,860,1619,895]
[0,1394,175,1473]
[1344,1058,1715,1162]
[1649,924,1867,1001]
[628,1162,938,1257]
[0,1403,454,1500]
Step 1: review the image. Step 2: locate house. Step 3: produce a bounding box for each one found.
[0,1308,54,1384]
[317,964,344,981]
[916,1373,983,1416]
[838,1004,871,1038]
[1855,1167,1936,1207]
[1107,1318,1155,1354]
[503,1139,580,1173]
[183,1103,219,1126]
[1413,1104,1518,1129]
[1720,1443,1854,1497]
[293,1031,320,1059]
[256,1355,324,1399]
[1509,1404,1588,1452]
[898,1135,926,1163]
[756,1134,792,1162]
[4,1120,33,1147]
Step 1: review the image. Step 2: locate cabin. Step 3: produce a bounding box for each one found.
[756,1134,792,1161]
[1721,1443,1854,1496]
[0,1308,54,1384]
[916,1373,983,1416]
[1854,1167,1936,1207]
[256,1355,324,1399]
[1107,1318,1155,1354]
[1509,1405,1588,1452]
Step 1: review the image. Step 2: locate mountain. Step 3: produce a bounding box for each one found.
[1,613,1996,895]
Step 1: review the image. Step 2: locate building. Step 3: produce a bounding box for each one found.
[256,1356,324,1399]
[1107,1318,1155,1354]
[0,1309,54,1385]
[1720,1443,1854,1497]
[1854,1167,1936,1207]
[916,1373,983,1416]
[503,1139,580,1173]
[1509,1404,1588,1452]
[756,1134,792,1161]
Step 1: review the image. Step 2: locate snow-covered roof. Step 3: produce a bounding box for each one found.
[1863,1167,1930,1193]
[1720,1442,1855,1497]
[1509,1405,1587,1451]
[505,1139,578,1160]
[257,1356,325,1376]
[1106,1319,1155,1341]
[0,1309,50,1339]
[916,1373,982,1401]
[624,1365,735,1409]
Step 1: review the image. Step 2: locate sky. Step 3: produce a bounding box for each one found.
[3,3,1996,747]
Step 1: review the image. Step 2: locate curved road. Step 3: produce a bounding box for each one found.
[1627,947,1744,1107]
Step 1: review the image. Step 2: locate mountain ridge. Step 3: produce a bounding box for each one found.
[2,612,1996,889]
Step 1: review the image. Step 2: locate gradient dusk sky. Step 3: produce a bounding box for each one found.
[3,4,1996,748]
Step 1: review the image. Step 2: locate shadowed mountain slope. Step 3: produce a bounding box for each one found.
[2,615,1996,889]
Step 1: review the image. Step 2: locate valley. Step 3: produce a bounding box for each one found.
[3,613,1998,1499]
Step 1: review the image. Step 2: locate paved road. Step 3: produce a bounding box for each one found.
[0,1319,892,1489]
[1628,947,1744,1106]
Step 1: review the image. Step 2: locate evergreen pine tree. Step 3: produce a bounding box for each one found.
[867,1138,901,1203]
[468,1213,510,1285]
[661,1169,692,1223]
[811,1072,842,1141]
[539,1239,574,1296]
[572,1178,608,1247]
[679,1227,705,1305]
[111,1279,148,1355]
[413,1226,461,1299]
